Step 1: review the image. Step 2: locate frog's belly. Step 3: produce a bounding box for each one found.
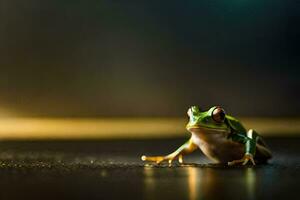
[191,130,244,163]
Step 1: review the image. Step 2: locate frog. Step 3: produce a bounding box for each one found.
[141,106,272,165]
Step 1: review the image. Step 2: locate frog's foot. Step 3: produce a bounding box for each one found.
[141,155,165,164]
[141,154,183,164]
[228,154,256,166]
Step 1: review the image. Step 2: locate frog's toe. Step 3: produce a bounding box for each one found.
[141,155,146,161]
[141,155,165,163]
[228,154,256,166]
[228,158,244,166]
[243,155,255,165]
[178,154,183,163]
[166,154,184,165]
[141,155,181,165]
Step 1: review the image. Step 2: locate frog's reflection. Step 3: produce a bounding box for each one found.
[186,167,216,200]
[143,166,156,198]
[143,165,257,200]
[245,168,256,200]
[187,167,200,200]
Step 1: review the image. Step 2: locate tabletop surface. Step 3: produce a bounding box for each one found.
[0,137,298,200]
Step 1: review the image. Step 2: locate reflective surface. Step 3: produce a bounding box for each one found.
[0,138,298,200]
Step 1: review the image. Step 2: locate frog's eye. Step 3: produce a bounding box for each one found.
[212,107,226,123]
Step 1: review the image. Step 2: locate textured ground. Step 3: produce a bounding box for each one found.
[0,137,298,200]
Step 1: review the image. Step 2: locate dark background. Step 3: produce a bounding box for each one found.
[0,0,299,117]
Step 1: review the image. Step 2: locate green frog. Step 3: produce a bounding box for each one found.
[141,106,272,165]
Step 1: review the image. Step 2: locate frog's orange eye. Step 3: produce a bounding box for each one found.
[212,107,226,123]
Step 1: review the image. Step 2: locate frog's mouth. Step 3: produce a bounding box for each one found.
[186,124,228,132]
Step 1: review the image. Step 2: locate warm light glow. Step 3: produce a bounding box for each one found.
[0,118,297,140]
[246,168,256,200]
[187,167,199,200]
[143,166,156,199]
[0,118,185,140]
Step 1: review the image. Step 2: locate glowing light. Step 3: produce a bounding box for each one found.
[0,117,296,140]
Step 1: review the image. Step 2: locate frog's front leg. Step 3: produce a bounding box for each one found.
[228,129,259,166]
[141,138,198,164]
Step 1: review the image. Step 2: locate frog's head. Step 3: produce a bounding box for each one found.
[186,106,229,132]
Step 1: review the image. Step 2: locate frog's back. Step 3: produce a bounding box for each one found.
[225,115,247,134]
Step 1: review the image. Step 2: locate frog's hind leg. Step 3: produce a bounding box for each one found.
[257,136,268,147]
[141,138,198,164]
[228,129,258,166]
[249,129,272,163]
[255,144,272,163]
[255,145,272,164]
